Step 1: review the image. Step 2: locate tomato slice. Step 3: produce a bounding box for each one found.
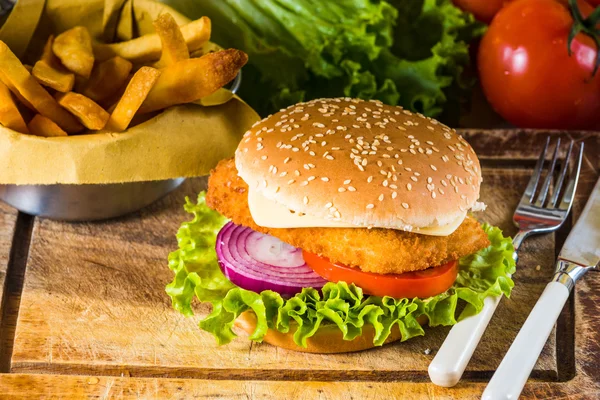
[302,251,458,299]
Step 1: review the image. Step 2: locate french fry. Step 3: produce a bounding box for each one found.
[106,67,161,131]
[0,81,29,133]
[32,61,75,93]
[53,27,95,79]
[57,92,110,130]
[138,49,247,114]
[93,16,211,63]
[40,35,56,64]
[32,36,75,92]
[81,56,132,103]
[28,114,68,137]
[153,13,189,68]
[0,41,83,133]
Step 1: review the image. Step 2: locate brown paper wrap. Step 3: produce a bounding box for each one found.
[0,0,259,185]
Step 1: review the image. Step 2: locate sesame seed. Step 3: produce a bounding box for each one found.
[324,202,333,208]
[366,204,375,209]
[321,177,330,182]
[307,176,315,181]
[287,179,295,185]
[300,181,308,186]
[261,155,268,160]
[367,176,374,183]
[279,172,287,177]
[338,187,346,192]
[430,164,437,171]
[392,191,398,199]
[334,211,341,218]
[284,157,291,164]
[407,183,412,191]
[303,196,309,204]
[378,194,384,201]
[402,203,409,209]
[348,186,356,192]
[427,177,433,184]
[410,176,418,182]
[431,192,437,199]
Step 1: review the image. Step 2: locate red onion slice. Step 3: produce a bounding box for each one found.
[216,222,328,296]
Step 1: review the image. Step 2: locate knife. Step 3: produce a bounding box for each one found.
[482,177,600,400]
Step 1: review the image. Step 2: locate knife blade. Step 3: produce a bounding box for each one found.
[558,177,600,269]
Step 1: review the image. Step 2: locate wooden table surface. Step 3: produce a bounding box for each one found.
[0,130,598,399]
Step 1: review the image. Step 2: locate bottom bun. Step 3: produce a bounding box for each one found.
[234,311,427,353]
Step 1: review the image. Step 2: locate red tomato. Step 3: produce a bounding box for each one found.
[453,0,507,23]
[478,0,600,130]
[302,251,458,299]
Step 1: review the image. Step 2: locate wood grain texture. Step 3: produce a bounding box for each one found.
[1,130,598,399]
[8,168,560,381]
[0,201,18,307]
[0,202,24,372]
[0,373,598,400]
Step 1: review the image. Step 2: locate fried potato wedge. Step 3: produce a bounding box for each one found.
[0,41,83,133]
[53,27,95,79]
[107,66,160,131]
[153,13,189,68]
[28,114,68,137]
[57,92,109,130]
[0,80,29,133]
[82,56,132,103]
[138,49,247,114]
[32,61,75,93]
[93,16,211,63]
[32,36,75,92]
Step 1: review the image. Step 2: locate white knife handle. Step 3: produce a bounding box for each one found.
[482,282,570,400]
[428,295,501,387]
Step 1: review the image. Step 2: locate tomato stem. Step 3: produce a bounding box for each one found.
[568,0,600,75]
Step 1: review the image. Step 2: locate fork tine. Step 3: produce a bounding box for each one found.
[558,143,584,211]
[524,136,550,202]
[535,138,561,207]
[548,140,574,208]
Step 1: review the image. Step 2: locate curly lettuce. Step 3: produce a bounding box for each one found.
[166,193,516,347]
[164,0,484,120]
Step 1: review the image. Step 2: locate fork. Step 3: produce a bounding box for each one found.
[428,137,584,388]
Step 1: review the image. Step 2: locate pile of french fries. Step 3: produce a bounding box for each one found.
[0,13,247,137]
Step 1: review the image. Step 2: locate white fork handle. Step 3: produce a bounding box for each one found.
[428,295,502,387]
[428,231,527,388]
[482,282,569,400]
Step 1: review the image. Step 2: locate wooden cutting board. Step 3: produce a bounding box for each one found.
[0,130,598,399]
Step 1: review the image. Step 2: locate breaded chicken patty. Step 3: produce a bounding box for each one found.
[206,159,490,274]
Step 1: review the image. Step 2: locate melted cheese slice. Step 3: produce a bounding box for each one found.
[247,189,465,236]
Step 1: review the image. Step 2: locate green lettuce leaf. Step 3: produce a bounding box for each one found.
[163,0,484,119]
[166,193,516,347]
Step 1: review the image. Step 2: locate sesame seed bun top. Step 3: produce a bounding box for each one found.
[235,97,482,231]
